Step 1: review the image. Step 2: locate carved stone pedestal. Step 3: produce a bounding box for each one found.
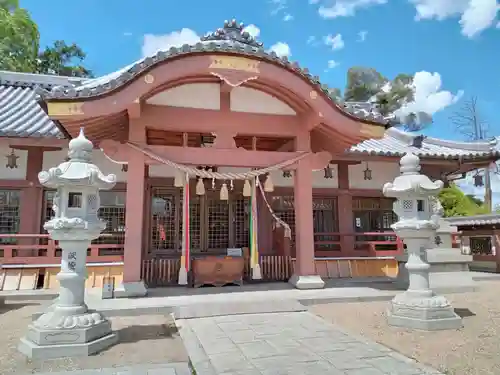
[19,310,117,359]
[387,293,462,331]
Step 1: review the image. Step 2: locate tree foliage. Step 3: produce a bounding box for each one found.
[0,1,91,77]
[438,184,488,217]
[335,67,432,131]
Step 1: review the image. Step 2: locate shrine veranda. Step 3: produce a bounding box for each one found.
[0,19,498,295]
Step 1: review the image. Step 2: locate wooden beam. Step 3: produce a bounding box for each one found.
[127,101,142,119]
[140,104,301,137]
[0,137,68,148]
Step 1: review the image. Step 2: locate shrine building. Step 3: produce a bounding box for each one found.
[0,20,498,295]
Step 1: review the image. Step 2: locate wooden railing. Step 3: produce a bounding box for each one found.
[0,234,124,265]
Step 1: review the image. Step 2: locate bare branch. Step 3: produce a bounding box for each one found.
[449,95,489,141]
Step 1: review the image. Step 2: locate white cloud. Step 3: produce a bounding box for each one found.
[307,36,316,44]
[410,0,499,38]
[358,30,368,41]
[324,33,345,50]
[283,13,294,21]
[269,42,292,57]
[142,28,200,57]
[317,0,388,18]
[309,0,320,3]
[123,32,133,37]
[270,0,287,15]
[243,24,261,38]
[395,71,464,117]
[324,60,340,71]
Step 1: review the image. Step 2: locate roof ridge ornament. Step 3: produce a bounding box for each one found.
[200,19,263,48]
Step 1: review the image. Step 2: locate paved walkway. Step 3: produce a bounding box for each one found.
[178,311,443,375]
[32,363,191,375]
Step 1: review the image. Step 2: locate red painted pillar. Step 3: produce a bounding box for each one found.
[116,122,148,297]
[19,148,44,243]
[293,158,316,276]
[337,162,355,256]
[289,130,324,289]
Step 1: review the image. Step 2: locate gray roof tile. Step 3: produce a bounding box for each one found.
[0,78,64,138]
[349,127,499,159]
[39,19,389,125]
[445,213,500,227]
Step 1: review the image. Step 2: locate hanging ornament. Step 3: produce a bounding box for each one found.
[195,178,205,195]
[121,164,128,172]
[264,174,274,192]
[230,180,234,190]
[474,173,484,187]
[211,178,216,190]
[323,165,333,179]
[243,179,251,197]
[220,183,229,201]
[282,170,292,178]
[174,170,184,187]
[5,149,19,169]
[363,163,372,181]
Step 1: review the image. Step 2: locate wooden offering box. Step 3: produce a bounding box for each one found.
[191,256,244,288]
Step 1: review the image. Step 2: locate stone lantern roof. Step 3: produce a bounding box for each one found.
[383,153,444,199]
[38,128,117,189]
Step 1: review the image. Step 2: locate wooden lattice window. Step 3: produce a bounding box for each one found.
[206,197,230,250]
[232,194,250,249]
[151,188,179,253]
[0,189,20,244]
[179,194,202,251]
[271,195,296,247]
[353,197,398,250]
[313,197,339,251]
[470,236,492,255]
[94,191,126,245]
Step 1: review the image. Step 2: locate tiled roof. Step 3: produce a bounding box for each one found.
[0,71,75,138]
[349,127,499,159]
[445,213,500,227]
[39,19,391,125]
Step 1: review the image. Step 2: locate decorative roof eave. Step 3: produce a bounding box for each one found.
[39,45,390,127]
[445,213,500,227]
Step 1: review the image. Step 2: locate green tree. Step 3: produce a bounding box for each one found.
[0,0,39,72]
[341,67,432,130]
[37,40,91,77]
[0,1,91,77]
[438,184,488,217]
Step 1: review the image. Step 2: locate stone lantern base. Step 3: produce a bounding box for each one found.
[18,310,117,359]
[387,293,462,331]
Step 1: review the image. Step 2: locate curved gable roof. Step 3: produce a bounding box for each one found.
[39,20,391,125]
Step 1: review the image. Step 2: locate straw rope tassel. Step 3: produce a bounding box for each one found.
[251,177,262,280]
[178,173,189,285]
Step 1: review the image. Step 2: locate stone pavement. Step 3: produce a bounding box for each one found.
[178,311,443,375]
[26,362,191,375]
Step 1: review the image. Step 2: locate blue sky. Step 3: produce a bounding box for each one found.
[21,0,500,202]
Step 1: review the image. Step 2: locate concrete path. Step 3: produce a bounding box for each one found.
[178,311,443,375]
[31,362,191,375]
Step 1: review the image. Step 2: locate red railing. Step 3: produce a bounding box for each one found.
[0,234,124,265]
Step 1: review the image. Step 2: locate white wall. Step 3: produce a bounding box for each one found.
[145,83,296,115]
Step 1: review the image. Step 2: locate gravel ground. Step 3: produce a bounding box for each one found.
[311,280,500,375]
[0,302,189,375]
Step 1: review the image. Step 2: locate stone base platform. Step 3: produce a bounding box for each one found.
[387,294,462,331]
[113,281,148,298]
[288,274,325,289]
[18,313,118,359]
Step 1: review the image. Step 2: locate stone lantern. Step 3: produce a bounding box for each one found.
[383,153,462,330]
[18,128,118,359]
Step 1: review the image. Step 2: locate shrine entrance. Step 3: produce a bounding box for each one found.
[149,184,249,256]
